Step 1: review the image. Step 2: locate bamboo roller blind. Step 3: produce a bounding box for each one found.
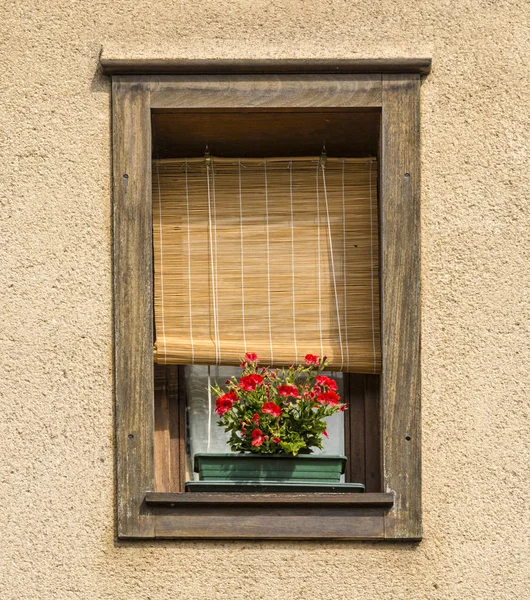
[153,156,381,373]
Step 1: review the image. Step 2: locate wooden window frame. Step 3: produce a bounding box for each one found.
[105,58,429,541]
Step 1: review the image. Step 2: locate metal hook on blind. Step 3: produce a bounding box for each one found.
[320,143,327,167]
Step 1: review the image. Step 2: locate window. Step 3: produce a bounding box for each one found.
[106,58,429,540]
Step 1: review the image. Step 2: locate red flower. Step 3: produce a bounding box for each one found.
[239,374,264,391]
[215,393,236,416]
[252,413,260,424]
[262,402,282,417]
[316,391,340,406]
[277,385,299,398]
[316,375,338,391]
[272,437,281,444]
[251,429,265,447]
[305,354,319,365]
[323,430,329,438]
[338,404,347,412]
[245,352,259,362]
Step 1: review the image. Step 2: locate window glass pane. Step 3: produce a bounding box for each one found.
[185,365,345,482]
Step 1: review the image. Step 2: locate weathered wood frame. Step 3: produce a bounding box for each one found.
[110,60,425,540]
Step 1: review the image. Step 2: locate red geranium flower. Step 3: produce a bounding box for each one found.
[252,413,260,424]
[262,402,282,417]
[323,430,329,438]
[251,429,265,447]
[272,437,281,444]
[245,352,259,362]
[239,374,264,391]
[277,385,299,398]
[215,393,235,416]
[316,375,338,391]
[316,391,340,406]
[305,354,319,365]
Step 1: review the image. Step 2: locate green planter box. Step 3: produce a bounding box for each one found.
[194,453,347,483]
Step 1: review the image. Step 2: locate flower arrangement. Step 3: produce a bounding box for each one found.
[211,353,347,456]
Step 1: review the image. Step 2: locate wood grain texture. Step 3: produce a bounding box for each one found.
[345,375,382,491]
[145,492,394,506]
[148,75,382,109]
[100,58,432,77]
[170,366,186,491]
[113,77,155,538]
[345,374,366,484]
[364,374,382,493]
[154,365,171,492]
[154,366,181,492]
[380,74,422,540]
[153,509,386,539]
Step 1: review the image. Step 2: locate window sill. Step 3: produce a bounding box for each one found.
[145,491,394,507]
[134,491,396,540]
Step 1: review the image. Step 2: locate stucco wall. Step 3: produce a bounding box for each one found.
[1,1,529,598]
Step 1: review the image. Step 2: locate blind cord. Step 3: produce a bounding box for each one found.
[211,160,221,363]
[321,161,344,368]
[341,159,349,369]
[184,159,195,362]
[238,160,247,353]
[206,162,220,364]
[264,159,274,364]
[316,162,324,358]
[155,160,167,362]
[289,159,298,364]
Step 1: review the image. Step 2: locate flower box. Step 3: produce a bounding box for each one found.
[194,453,347,483]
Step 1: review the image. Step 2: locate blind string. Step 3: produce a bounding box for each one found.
[341,159,349,369]
[238,160,247,353]
[369,159,377,374]
[205,163,220,364]
[289,160,298,364]
[264,159,274,364]
[211,161,221,363]
[315,162,324,358]
[155,160,167,362]
[184,159,195,362]
[321,161,344,368]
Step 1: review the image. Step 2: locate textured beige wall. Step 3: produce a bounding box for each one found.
[1,1,529,598]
